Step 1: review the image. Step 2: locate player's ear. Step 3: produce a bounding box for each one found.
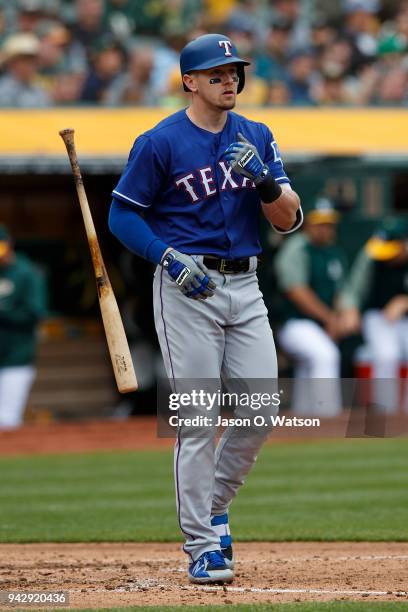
[183,72,198,93]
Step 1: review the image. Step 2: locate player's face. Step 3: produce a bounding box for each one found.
[191,65,239,110]
[307,223,337,246]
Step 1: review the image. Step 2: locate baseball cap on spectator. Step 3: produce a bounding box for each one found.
[344,0,380,14]
[365,218,408,261]
[305,197,340,224]
[1,33,40,63]
[0,225,10,258]
[377,34,406,55]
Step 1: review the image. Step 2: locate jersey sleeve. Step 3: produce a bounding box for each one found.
[112,135,166,209]
[262,126,290,185]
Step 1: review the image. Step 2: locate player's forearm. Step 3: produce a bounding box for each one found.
[262,190,300,231]
[286,285,333,324]
[109,198,169,264]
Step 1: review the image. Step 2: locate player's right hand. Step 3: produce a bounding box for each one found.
[161,249,216,300]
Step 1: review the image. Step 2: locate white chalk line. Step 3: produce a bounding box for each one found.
[191,586,408,596]
[86,584,408,597]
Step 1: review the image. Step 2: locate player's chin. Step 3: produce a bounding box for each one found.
[217,96,236,110]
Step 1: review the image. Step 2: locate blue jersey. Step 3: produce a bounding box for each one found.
[113,109,290,258]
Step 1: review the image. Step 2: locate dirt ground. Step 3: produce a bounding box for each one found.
[1,411,407,456]
[0,419,407,608]
[0,542,407,608]
[0,418,173,456]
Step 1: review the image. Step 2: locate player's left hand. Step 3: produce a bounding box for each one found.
[225,132,268,185]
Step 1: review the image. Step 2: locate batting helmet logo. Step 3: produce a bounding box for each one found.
[180,33,250,94]
[219,40,233,56]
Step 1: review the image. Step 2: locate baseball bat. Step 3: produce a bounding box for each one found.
[59,128,138,393]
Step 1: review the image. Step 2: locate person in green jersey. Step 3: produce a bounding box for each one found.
[275,198,351,416]
[0,225,47,429]
[340,217,408,413]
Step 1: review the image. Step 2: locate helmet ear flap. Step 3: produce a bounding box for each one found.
[237,65,245,94]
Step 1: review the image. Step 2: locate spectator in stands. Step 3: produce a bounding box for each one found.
[104,0,137,39]
[285,48,316,105]
[159,64,187,107]
[0,33,51,107]
[266,79,291,105]
[224,0,269,41]
[340,217,408,413]
[312,38,360,105]
[255,19,293,82]
[14,0,46,35]
[343,0,381,66]
[80,34,125,102]
[68,0,111,59]
[0,225,47,430]
[274,198,351,416]
[0,0,407,108]
[104,0,167,37]
[224,13,257,58]
[270,0,309,50]
[104,44,156,105]
[37,21,85,103]
[375,64,407,104]
[312,73,355,105]
[160,0,205,39]
[310,17,337,53]
[367,35,408,104]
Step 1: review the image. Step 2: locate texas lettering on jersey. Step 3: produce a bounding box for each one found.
[175,162,255,203]
[112,109,291,257]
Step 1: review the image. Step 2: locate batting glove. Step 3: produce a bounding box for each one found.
[161,250,216,300]
[225,132,282,203]
[225,132,268,185]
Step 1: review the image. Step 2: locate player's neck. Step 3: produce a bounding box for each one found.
[186,103,228,134]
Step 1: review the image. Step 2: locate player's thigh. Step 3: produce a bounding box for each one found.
[222,308,277,379]
[153,267,224,378]
[278,319,339,364]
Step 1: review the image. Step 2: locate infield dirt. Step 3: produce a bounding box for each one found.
[0,542,407,608]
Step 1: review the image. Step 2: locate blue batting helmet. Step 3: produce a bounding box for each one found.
[180,33,250,94]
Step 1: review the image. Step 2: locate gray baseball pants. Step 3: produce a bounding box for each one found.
[153,256,278,561]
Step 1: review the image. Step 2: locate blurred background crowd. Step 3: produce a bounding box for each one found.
[0,0,407,108]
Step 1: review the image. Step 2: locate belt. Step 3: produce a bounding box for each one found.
[203,256,251,274]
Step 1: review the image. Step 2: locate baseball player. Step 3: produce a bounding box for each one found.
[275,198,348,416]
[0,225,47,429]
[109,33,302,583]
[340,217,408,412]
